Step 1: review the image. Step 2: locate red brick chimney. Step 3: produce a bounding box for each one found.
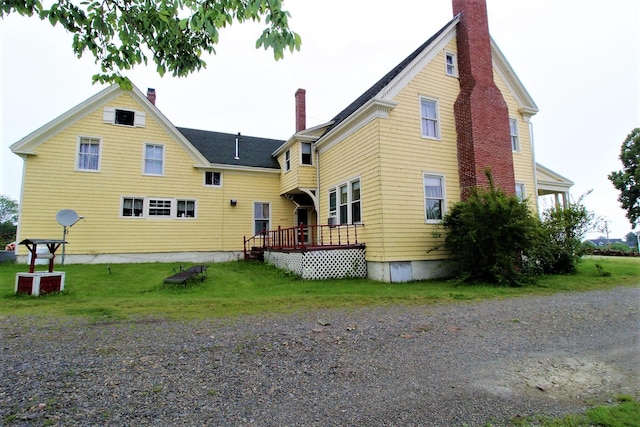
[147,88,156,105]
[295,88,306,132]
[453,0,515,198]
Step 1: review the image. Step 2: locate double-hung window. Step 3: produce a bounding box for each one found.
[328,191,337,224]
[510,119,520,152]
[445,52,457,77]
[515,183,525,201]
[254,202,270,234]
[285,149,291,171]
[420,98,440,139]
[77,137,101,171]
[301,142,312,165]
[144,143,164,175]
[329,178,362,225]
[424,174,445,222]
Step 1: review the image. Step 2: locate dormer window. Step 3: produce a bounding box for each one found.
[103,107,146,127]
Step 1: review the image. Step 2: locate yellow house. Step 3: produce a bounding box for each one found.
[11,0,572,282]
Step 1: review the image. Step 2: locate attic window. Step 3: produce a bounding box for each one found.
[116,109,135,126]
[103,107,146,127]
[445,52,457,77]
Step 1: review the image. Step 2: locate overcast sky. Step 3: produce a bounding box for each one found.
[1,0,638,239]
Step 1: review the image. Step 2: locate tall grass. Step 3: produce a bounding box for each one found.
[0,256,638,320]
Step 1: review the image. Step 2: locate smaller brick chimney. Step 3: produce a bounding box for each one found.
[147,88,156,105]
[295,88,306,132]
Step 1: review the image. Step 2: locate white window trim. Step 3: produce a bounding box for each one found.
[103,107,146,127]
[204,171,223,187]
[143,143,165,176]
[300,142,313,166]
[328,176,362,225]
[445,51,458,77]
[75,136,102,172]
[120,196,198,219]
[510,118,520,152]
[423,172,446,224]
[419,96,441,140]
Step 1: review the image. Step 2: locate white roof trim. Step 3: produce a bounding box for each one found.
[491,38,539,117]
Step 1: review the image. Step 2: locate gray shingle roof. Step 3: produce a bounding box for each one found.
[177,127,283,169]
[325,16,458,135]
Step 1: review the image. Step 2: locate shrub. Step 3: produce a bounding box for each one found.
[534,196,593,274]
[442,172,540,286]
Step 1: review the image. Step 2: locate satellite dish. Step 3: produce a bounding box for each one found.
[56,209,80,227]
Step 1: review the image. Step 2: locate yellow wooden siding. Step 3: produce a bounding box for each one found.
[17,92,292,256]
[374,44,461,262]
[493,70,538,212]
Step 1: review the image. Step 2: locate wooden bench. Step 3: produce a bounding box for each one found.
[164,265,207,286]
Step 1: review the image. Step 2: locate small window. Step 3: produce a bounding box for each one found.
[510,119,520,151]
[515,183,525,201]
[301,142,312,165]
[424,174,445,222]
[285,149,291,171]
[148,199,172,216]
[144,144,164,175]
[204,171,222,187]
[254,202,270,234]
[445,52,457,77]
[177,200,196,218]
[77,136,101,171]
[420,98,440,139]
[115,109,135,126]
[122,197,144,217]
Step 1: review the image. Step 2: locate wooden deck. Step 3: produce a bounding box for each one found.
[244,224,363,260]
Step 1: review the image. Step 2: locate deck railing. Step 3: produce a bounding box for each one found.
[244,223,363,259]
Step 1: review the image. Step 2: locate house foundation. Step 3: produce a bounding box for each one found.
[367,260,455,283]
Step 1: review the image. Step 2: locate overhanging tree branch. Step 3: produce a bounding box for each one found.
[1,0,301,87]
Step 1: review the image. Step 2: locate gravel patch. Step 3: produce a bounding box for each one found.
[1,287,638,426]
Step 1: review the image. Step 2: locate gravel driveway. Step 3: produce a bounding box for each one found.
[1,287,638,426]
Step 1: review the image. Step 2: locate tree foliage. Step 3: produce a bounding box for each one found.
[1,0,301,87]
[442,172,540,286]
[608,128,640,229]
[0,195,19,226]
[0,195,18,246]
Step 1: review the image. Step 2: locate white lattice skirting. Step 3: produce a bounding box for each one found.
[264,247,367,280]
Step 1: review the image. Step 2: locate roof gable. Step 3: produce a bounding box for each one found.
[10,84,210,166]
[318,14,539,142]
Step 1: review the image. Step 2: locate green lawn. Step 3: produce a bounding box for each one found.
[1,256,638,320]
